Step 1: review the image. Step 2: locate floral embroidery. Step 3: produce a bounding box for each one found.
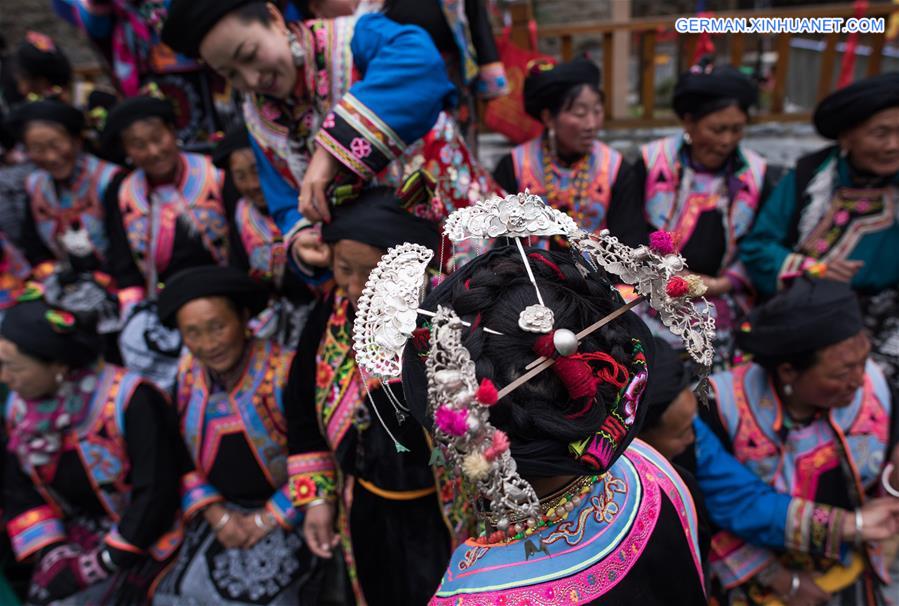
[350,137,372,159]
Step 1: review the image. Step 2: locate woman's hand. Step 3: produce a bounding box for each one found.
[298,145,340,224]
[826,259,864,283]
[236,510,277,549]
[697,274,733,297]
[303,500,340,558]
[291,227,331,269]
[204,504,248,550]
[841,498,899,543]
[767,565,829,606]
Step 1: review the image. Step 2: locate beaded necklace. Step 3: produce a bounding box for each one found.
[476,474,600,544]
[541,138,592,220]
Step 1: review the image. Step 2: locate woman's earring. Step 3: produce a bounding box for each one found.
[840,146,849,158]
[55,372,64,385]
[125,157,133,166]
[783,383,793,397]
[288,32,305,67]
[683,131,692,145]
[548,127,557,159]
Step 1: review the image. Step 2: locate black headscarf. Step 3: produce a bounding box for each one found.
[813,72,899,139]
[672,60,758,119]
[523,57,601,120]
[15,32,72,88]
[401,246,655,478]
[0,298,102,368]
[101,95,176,155]
[157,265,270,327]
[321,185,442,253]
[161,0,259,58]
[641,338,691,431]
[212,125,251,169]
[5,99,85,142]
[737,277,863,358]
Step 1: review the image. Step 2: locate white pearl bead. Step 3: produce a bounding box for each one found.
[553,329,579,357]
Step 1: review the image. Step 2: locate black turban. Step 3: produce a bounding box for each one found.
[642,338,691,431]
[5,99,85,142]
[523,57,601,120]
[15,32,72,88]
[737,277,863,358]
[0,299,102,368]
[212,125,251,169]
[157,265,270,327]
[672,62,758,119]
[321,185,442,253]
[813,72,899,139]
[161,0,258,58]
[101,96,175,151]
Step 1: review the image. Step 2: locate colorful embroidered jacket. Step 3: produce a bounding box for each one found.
[4,365,181,566]
[639,134,766,288]
[22,153,120,273]
[741,147,899,297]
[703,361,895,600]
[0,232,30,313]
[430,440,706,606]
[176,338,301,530]
[235,198,286,287]
[107,152,229,308]
[244,13,499,268]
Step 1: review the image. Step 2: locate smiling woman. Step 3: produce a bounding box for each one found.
[161,0,501,281]
[632,59,769,370]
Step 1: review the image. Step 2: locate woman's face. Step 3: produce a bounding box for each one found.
[121,118,181,182]
[544,86,604,156]
[641,389,697,460]
[0,339,66,400]
[176,296,248,374]
[229,148,266,209]
[841,107,899,177]
[782,332,870,411]
[332,240,384,309]
[23,122,80,181]
[199,4,297,99]
[683,104,748,170]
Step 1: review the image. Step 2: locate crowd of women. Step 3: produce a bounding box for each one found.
[0,0,898,605]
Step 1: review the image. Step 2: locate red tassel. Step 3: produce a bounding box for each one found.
[476,379,498,405]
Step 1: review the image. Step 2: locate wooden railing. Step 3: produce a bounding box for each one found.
[508,1,899,130]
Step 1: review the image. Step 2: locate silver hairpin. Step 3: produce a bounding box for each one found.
[443,190,578,242]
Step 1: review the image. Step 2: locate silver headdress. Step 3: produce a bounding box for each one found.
[352,191,716,526]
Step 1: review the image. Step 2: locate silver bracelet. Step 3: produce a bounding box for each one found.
[882,463,899,498]
[785,572,801,600]
[305,498,332,510]
[212,511,232,532]
[254,512,272,530]
[854,508,864,549]
[100,549,118,572]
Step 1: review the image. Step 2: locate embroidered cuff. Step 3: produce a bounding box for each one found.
[31,261,57,281]
[118,286,146,320]
[476,62,510,100]
[7,505,66,561]
[266,484,303,530]
[103,527,144,555]
[288,452,337,507]
[785,498,844,560]
[777,253,816,290]
[315,93,405,181]
[181,471,223,519]
[709,530,777,589]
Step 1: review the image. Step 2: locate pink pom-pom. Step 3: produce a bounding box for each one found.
[649,230,676,256]
[434,406,469,437]
[485,430,510,461]
[476,379,499,406]
[665,276,689,298]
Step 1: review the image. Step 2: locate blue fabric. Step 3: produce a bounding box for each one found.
[52,0,114,38]
[693,416,790,549]
[348,13,456,145]
[250,136,302,241]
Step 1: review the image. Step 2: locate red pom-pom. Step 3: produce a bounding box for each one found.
[649,230,676,256]
[666,276,689,298]
[476,379,498,406]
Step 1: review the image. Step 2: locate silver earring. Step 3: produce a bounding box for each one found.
[683,131,692,145]
[840,147,849,158]
[547,127,557,159]
[783,383,793,397]
[288,32,305,67]
[55,372,64,385]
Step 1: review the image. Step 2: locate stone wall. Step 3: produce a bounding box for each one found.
[1,0,97,68]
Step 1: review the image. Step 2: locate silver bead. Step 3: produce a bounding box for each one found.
[526,518,536,528]
[514,523,524,534]
[572,496,583,506]
[496,518,510,530]
[553,329,579,357]
[564,502,575,512]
